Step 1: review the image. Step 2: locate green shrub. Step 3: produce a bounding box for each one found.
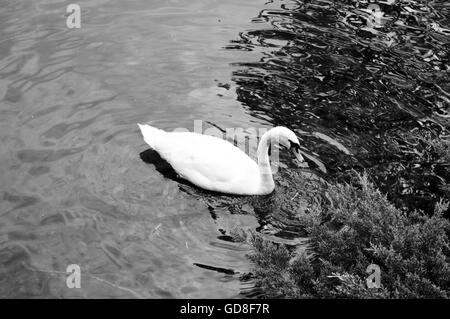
[246,174,450,298]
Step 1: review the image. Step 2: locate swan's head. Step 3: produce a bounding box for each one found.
[270,126,305,164]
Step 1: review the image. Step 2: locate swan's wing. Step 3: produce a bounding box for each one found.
[153,132,260,193]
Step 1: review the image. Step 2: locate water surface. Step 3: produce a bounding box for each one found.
[0,0,270,298]
[0,0,449,298]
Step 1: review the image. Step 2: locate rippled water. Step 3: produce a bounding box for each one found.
[226,0,450,214]
[0,0,449,298]
[0,0,269,298]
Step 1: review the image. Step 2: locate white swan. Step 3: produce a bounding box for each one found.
[137,124,305,195]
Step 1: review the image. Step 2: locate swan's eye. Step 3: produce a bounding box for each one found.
[289,140,300,151]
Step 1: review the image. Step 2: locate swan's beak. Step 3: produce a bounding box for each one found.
[289,141,306,167]
[293,149,306,167]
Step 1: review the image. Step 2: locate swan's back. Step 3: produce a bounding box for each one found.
[138,124,262,194]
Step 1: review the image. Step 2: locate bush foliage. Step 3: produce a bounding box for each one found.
[247,174,450,298]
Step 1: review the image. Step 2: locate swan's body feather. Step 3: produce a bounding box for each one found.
[139,124,261,194]
[138,123,303,195]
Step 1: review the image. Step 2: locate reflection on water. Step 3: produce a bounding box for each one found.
[226,0,450,215]
[0,0,449,298]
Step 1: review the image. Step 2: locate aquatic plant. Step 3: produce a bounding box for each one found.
[246,173,450,298]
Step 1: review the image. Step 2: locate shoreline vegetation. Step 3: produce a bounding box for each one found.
[238,137,450,298]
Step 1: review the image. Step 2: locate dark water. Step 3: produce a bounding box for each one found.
[226,0,450,215]
[0,0,449,298]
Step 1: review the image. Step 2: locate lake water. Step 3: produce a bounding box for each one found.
[0,0,449,298]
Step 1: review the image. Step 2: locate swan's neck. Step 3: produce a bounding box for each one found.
[257,130,275,193]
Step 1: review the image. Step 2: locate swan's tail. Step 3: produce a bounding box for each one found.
[137,123,164,149]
